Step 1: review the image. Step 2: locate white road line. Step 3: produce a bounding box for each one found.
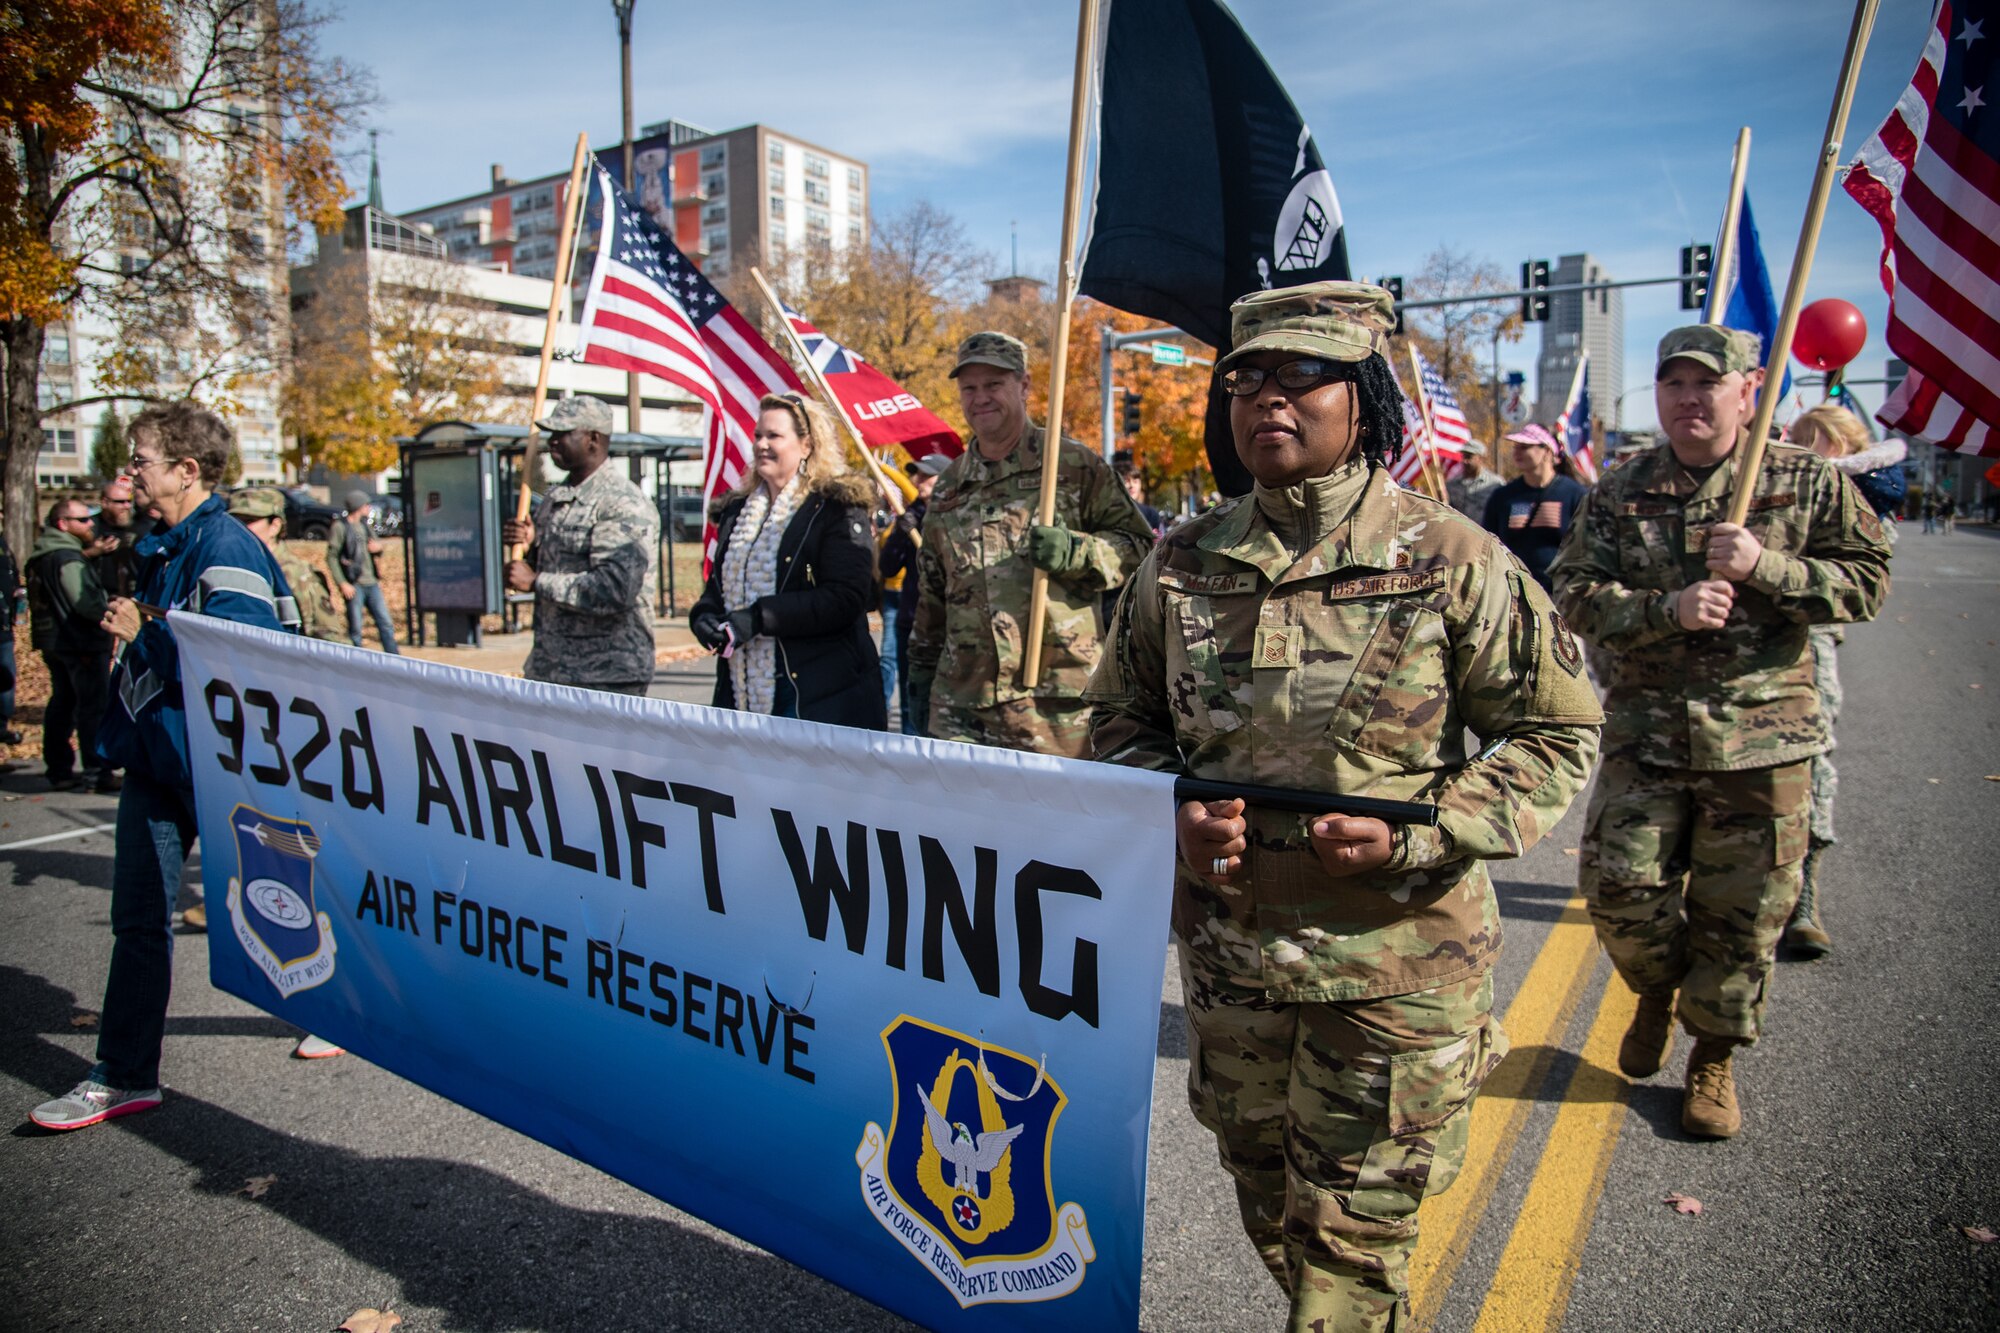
[0,823,116,852]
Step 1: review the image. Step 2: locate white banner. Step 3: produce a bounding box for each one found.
[173,616,1178,1331]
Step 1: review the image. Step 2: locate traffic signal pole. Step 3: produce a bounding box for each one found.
[1098,323,1211,459]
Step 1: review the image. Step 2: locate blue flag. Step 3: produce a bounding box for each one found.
[1713,191,1792,398]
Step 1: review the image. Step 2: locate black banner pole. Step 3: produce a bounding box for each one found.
[1173,777,1439,827]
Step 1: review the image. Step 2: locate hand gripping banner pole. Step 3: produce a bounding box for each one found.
[1022,0,1103,687]
[1726,0,1880,528]
[511,133,593,560]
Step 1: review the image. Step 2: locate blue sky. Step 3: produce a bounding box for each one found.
[327,0,1938,431]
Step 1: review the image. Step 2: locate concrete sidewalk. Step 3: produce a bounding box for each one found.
[400,613,709,678]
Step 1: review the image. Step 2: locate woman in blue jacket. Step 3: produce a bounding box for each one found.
[31,403,300,1131]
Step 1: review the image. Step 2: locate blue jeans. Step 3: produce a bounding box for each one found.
[346,582,400,653]
[93,773,198,1090]
[879,599,902,711]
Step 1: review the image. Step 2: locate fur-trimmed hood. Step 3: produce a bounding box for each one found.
[1826,436,1907,475]
[711,468,878,520]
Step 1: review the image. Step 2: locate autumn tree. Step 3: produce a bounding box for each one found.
[1053,299,1214,508]
[285,243,510,476]
[1392,246,1526,462]
[1,0,369,553]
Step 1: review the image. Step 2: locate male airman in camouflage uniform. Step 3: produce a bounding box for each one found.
[228,487,343,642]
[501,396,659,696]
[1089,282,1601,1330]
[906,331,1153,756]
[1550,325,1890,1138]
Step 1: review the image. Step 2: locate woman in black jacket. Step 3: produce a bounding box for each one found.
[690,392,887,729]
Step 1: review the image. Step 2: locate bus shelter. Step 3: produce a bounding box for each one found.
[394,420,704,648]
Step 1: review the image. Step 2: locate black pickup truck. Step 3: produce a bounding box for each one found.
[282,489,346,541]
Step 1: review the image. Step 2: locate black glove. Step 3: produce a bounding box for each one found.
[906,665,935,739]
[727,605,762,648]
[690,608,726,651]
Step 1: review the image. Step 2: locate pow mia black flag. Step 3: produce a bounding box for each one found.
[1077,0,1352,494]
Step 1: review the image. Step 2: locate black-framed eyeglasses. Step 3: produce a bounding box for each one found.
[128,455,174,475]
[1220,358,1341,397]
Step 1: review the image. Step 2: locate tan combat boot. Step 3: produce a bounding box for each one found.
[1682,1037,1743,1138]
[1784,843,1833,958]
[1617,990,1676,1079]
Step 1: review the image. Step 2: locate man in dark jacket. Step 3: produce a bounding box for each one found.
[328,490,400,653]
[29,403,300,1132]
[27,499,117,791]
[91,475,148,598]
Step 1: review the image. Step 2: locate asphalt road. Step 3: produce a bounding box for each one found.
[2,525,1994,1331]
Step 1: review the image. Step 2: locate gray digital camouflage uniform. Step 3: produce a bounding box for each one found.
[1550,434,1890,1041]
[1090,455,1601,1331]
[907,423,1153,756]
[521,464,660,693]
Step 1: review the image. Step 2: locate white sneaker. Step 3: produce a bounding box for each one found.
[31,1079,162,1130]
[292,1035,345,1060]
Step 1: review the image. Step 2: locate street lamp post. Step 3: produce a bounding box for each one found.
[612,0,640,443]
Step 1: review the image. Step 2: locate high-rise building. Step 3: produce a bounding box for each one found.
[1535,252,1625,431]
[398,119,869,282]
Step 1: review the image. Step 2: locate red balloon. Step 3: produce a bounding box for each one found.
[1791,298,1868,371]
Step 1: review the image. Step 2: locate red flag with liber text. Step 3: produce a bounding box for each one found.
[781,302,962,459]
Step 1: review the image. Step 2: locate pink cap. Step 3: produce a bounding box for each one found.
[1505,424,1559,450]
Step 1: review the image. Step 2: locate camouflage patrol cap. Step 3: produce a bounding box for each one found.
[949,330,1028,378]
[1656,324,1762,376]
[1218,280,1397,371]
[537,395,615,435]
[227,486,286,520]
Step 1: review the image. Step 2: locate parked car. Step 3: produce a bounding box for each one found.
[283,488,345,541]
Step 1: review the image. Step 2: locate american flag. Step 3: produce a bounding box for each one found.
[1552,353,1600,483]
[1390,349,1468,489]
[573,161,804,542]
[1843,0,1998,456]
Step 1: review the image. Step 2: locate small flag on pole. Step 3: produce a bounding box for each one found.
[1414,349,1472,457]
[1552,354,1600,484]
[1842,0,1999,456]
[572,161,804,554]
[1711,191,1793,400]
[779,302,962,460]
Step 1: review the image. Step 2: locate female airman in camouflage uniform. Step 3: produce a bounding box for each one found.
[1089,282,1601,1331]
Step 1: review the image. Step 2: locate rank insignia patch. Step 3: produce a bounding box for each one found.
[858,1017,1094,1307]
[226,806,337,998]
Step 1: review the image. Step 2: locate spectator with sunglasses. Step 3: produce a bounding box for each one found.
[1088,281,1601,1331]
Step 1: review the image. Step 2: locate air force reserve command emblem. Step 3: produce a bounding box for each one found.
[226,806,337,997]
[857,1017,1094,1307]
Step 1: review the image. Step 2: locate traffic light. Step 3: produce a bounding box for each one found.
[1679,243,1714,311]
[1384,275,1404,336]
[1520,260,1551,322]
[1120,389,1142,437]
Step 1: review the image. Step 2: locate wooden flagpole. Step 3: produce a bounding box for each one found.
[512,133,594,557]
[1702,128,1753,324]
[1022,0,1103,687]
[1405,347,1450,502]
[1727,0,1880,527]
[748,266,908,515]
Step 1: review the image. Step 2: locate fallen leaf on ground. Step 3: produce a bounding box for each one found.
[1971,684,1984,690]
[1563,847,1579,857]
[1984,776,2000,783]
[1664,1193,1703,1216]
[235,1174,277,1199]
[1895,615,1912,622]
[338,1311,403,1333]
[1929,778,1943,784]
[69,1012,98,1029]
[1963,1226,1998,1243]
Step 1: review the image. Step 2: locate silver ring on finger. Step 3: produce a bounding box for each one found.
[1211,857,1229,876]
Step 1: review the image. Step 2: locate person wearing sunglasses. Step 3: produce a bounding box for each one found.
[1088,281,1601,1331]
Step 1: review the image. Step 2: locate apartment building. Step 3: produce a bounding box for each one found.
[398,119,868,282]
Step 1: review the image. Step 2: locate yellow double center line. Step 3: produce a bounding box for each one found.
[1409,896,1601,1328]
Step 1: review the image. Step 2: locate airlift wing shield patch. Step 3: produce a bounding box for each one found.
[226,805,337,997]
[859,1017,1094,1308]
